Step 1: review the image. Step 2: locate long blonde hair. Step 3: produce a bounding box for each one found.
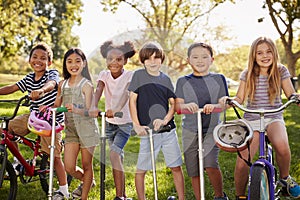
[244,37,281,104]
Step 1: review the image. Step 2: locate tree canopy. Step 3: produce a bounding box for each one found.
[99,0,234,74]
[263,0,300,77]
[0,0,83,68]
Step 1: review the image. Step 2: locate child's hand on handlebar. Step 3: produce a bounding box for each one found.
[182,102,199,113]
[153,119,165,132]
[88,107,100,118]
[65,103,74,113]
[133,125,149,136]
[105,109,114,118]
[219,96,229,108]
[38,105,49,112]
[203,104,218,114]
[30,89,44,100]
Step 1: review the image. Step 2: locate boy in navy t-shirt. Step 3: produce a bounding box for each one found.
[129,41,184,200]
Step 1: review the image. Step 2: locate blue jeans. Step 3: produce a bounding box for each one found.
[105,122,132,158]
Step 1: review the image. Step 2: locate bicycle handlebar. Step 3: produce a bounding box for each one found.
[0,95,30,121]
[226,95,299,115]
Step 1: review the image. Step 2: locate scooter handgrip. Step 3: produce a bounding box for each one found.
[56,107,68,113]
[97,111,123,118]
[114,112,123,118]
[176,109,193,114]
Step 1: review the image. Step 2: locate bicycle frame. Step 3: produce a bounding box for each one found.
[1,130,44,177]
[248,115,276,200]
[227,97,298,200]
[0,95,47,184]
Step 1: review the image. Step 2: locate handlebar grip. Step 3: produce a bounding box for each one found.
[97,111,123,118]
[225,98,234,105]
[114,112,123,118]
[55,107,68,113]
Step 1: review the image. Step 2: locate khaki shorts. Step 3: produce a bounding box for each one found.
[8,114,62,157]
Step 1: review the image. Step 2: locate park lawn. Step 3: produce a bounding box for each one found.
[0,74,299,199]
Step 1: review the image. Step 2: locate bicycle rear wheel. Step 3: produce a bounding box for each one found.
[249,165,270,200]
[0,157,18,200]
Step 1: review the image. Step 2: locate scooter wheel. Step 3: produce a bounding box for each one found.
[167,196,176,200]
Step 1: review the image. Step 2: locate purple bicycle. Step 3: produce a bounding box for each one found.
[214,96,300,200]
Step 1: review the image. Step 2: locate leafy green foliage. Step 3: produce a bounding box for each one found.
[264,0,300,77]
[0,0,83,72]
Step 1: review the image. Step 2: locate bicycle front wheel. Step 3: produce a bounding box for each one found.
[249,165,270,200]
[0,158,18,200]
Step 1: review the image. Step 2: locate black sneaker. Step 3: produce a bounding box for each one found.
[279,175,300,198]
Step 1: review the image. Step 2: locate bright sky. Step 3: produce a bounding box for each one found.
[72,0,279,57]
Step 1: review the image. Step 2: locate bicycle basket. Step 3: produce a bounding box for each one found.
[213,119,253,152]
[27,108,64,137]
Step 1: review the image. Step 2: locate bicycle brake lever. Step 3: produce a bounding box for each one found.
[21,95,31,107]
[226,98,234,106]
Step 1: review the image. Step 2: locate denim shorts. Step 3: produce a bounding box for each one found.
[105,122,132,157]
[182,128,219,177]
[136,128,183,171]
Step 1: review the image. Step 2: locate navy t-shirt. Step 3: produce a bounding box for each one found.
[175,73,228,133]
[128,69,176,129]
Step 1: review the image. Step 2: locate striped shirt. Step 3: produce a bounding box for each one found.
[241,65,290,121]
[16,69,64,123]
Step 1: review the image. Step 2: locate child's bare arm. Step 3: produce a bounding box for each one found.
[0,84,19,95]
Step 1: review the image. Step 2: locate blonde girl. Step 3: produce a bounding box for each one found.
[231,37,300,199]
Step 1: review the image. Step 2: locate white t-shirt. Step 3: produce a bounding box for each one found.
[97,70,133,124]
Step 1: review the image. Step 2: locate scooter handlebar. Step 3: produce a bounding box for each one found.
[176,107,222,114]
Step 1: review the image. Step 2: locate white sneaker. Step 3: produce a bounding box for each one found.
[53,191,70,200]
[11,161,21,176]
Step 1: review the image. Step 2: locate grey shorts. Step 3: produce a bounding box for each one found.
[137,128,183,171]
[182,128,219,177]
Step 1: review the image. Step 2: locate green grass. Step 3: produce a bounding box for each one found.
[0,75,299,199]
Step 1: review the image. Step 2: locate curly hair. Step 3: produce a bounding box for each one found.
[100,40,136,59]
